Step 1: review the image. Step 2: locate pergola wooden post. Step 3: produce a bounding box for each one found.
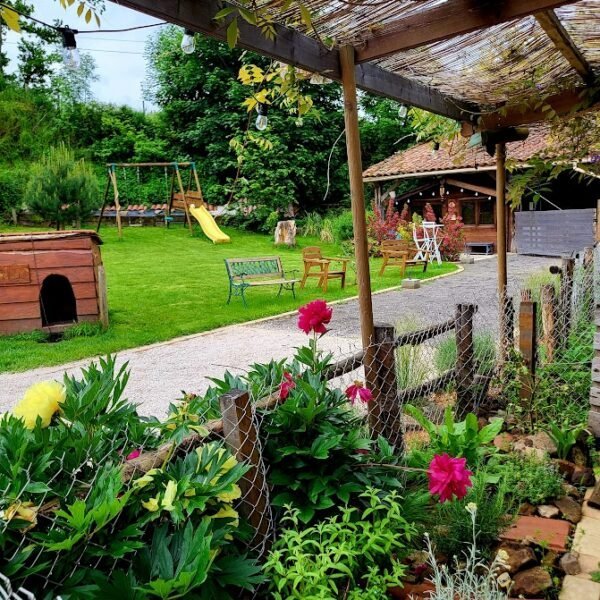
[340,46,379,431]
[496,142,509,352]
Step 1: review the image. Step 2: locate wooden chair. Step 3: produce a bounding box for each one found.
[379,239,429,277]
[300,246,349,293]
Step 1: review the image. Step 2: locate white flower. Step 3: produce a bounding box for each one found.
[465,502,478,515]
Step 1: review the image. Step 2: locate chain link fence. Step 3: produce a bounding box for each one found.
[1,250,596,597]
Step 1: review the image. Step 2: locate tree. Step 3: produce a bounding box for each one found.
[52,52,98,104]
[25,143,99,228]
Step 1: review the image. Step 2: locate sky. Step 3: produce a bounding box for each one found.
[5,1,166,110]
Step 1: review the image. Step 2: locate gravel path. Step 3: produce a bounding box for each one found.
[0,254,558,417]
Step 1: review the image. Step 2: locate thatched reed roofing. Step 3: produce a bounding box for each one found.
[246,0,600,107]
[363,127,552,180]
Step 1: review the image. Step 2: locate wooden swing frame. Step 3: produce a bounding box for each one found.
[96,161,205,239]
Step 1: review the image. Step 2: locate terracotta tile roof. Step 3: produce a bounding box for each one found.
[363,127,550,180]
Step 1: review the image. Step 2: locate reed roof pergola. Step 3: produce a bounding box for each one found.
[112,0,600,352]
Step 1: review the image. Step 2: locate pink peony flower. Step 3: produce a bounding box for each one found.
[427,453,473,503]
[297,300,332,335]
[345,381,373,405]
[278,372,296,400]
[126,449,141,461]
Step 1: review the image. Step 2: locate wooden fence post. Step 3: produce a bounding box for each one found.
[455,303,475,416]
[372,324,402,449]
[518,294,537,403]
[97,265,109,330]
[540,283,557,363]
[219,389,272,554]
[560,256,575,343]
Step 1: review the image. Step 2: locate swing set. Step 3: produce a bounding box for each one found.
[96,161,230,243]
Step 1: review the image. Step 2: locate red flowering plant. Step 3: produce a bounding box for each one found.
[438,212,465,260]
[427,453,473,502]
[367,198,401,255]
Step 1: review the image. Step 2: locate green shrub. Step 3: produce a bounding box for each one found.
[331,210,355,242]
[319,217,334,243]
[300,211,323,237]
[24,143,99,229]
[265,209,280,233]
[499,452,563,505]
[265,488,415,600]
[0,166,25,219]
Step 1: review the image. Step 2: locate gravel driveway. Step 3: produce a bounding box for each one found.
[0,254,558,417]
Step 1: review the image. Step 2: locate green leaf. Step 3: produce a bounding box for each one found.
[226,18,239,49]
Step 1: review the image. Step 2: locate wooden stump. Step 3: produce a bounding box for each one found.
[274,220,297,246]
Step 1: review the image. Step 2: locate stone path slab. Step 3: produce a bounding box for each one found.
[560,576,600,600]
[500,515,571,552]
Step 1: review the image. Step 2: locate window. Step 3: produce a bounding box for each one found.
[461,201,476,225]
[479,200,494,225]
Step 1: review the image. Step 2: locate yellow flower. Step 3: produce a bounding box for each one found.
[0,501,38,530]
[133,469,160,490]
[211,506,239,527]
[217,484,242,503]
[142,497,160,512]
[12,381,66,429]
[161,480,177,511]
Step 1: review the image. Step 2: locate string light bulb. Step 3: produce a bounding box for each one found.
[255,103,269,131]
[59,27,80,70]
[181,29,196,54]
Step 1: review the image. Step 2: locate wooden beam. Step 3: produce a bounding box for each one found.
[535,9,593,82]
[475,86,600,130]
[446,177,497,197]
[496,142,507,296]
[112,0,476,121]
[356,0,575,63]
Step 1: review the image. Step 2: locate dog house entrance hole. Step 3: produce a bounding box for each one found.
[40,274,78,327]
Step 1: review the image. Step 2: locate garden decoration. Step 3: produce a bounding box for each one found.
[413,221,443,265]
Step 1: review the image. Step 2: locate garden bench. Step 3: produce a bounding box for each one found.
[465,242,495,255]
[379,239,429,277]
[224,256,299,307]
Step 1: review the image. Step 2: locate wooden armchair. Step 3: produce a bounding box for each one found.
[300,246,349,293]
[379,239,429,277]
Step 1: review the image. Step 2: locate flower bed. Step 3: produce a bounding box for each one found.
[0,301,597,599]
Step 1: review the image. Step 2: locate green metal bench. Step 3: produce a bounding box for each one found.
[224,256,299,307]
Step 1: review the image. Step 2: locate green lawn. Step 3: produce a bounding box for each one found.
[0,224,458,372]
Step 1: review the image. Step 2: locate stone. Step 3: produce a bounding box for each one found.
[494,432,515,452]
[559,552,581,575]
[519,502,537,516]
[538,504,560,519]
[274,220,296,246]
[459,252,474,264]
[559,575,600,600]
[511,566,553,597]
[570,445,588,467]
[571,466,595,487]
[402,278,421,290]
[388,581,436,599]
[542,550,558,568]
[554,496,582,524]
[556,459,576,479]
[500,516,571,552]
[514,438,546,460]
[562,483,582,500]
[497,544,537,574]
[572,517,600,558]
[528,431,558,455]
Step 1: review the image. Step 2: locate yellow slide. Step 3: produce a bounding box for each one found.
[189,204,231,244]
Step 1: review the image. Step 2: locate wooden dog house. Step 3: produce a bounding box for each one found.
[0,231,108,335]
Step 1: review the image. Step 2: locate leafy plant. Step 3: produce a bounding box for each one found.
[367,197,400,252]
[435,332,497,377]
[545,422,586,460]
[425,504,510,599]
[264,488,416,600]
[301,211,323,237]
[405,405,503,467]
[498,452,564,505]
[331,209,355,242]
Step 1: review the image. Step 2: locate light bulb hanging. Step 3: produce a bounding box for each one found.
[181,29,196,54]
[255,103,269,131]
[59,27,80,70]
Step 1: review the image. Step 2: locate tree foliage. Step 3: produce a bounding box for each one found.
[25,143,99,228]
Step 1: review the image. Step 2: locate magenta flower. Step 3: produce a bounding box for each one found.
[345,381,373,405]
[297,300,332,335]
[126,449,141,461]
[278,372,296,400]
[427,453,473,503]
